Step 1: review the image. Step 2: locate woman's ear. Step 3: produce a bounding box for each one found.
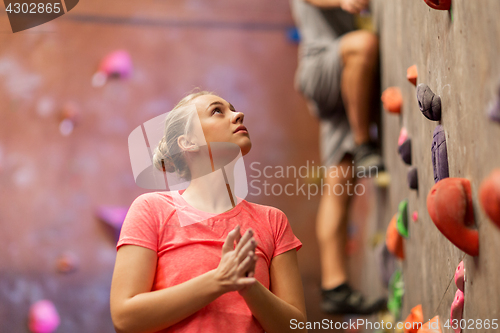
[177,135,199,152]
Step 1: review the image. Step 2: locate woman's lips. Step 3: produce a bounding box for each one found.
[234,125,248,134]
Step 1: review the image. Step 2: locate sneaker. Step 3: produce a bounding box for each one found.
[320,283,387,315]
[353,142,385,178]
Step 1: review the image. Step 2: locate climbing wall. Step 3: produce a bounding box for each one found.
[373,0,500,331]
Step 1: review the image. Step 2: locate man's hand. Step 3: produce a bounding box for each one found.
[340,0,369,14]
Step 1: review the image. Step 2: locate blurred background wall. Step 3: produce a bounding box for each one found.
[0,0,327,331]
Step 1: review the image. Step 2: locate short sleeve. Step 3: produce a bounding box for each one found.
[117,194,159,252]
[271,209,302,258]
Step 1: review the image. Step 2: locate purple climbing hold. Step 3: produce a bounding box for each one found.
[488,84,500,122]
[96,206,129,242]
[417,83,441,121]
[408,167,418,190]
[431,125,449,183]
[398,138,412,165]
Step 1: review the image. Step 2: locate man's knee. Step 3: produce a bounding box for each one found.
[341,31,379,63]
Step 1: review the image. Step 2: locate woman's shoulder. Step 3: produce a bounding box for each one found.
[131,191,178,209]
[240,200,287,221]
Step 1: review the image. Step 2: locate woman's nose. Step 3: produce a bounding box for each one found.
[232,111,244,123]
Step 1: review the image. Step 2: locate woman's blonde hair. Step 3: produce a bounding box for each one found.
[152,90,216,180]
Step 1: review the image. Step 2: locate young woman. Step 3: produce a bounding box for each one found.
[110,91,307,333]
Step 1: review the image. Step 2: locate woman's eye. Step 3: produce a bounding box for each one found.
[212,108,223,115]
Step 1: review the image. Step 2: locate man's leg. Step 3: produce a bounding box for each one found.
[317,155,353,290]
[339,30,379,146]
[317,153,387,315]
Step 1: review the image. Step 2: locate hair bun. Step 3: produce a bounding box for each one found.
[153,145,176,173]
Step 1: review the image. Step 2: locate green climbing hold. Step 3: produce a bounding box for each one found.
[397,199,409,238]
[388,269,404,320]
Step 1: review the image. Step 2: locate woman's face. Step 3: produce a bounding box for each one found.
[192,94,252,156]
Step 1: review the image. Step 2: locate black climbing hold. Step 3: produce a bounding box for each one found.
[407,167,418,190]
[398,138,412,165]
[417,84,441,121]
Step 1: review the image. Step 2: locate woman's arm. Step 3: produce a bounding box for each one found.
[110,226,257,333]
[239,249,307,333]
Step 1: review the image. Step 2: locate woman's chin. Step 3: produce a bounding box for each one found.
[240,142,252,156]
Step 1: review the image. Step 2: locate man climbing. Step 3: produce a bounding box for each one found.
[290,0,386,315]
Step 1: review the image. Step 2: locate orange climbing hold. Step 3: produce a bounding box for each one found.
[404,304,424,333]
[427,178,479,256]
[417,316,442,333]
[386,213,405,259]
[423,0,451,11]
[382,87,403,114]
[479,169,500,229]
[407,65,418,86]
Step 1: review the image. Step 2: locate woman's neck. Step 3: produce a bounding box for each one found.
[181,166,237,215]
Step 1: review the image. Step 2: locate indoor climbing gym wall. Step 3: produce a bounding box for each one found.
[373,0,500,332]
[0,0,326,331]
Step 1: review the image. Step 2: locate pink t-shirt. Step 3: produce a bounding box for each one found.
[117,191,302,333]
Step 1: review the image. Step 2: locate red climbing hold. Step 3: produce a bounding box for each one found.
[404,304,424,333]
[479,169,500,229]
[417,316,442,333]
[427,178,479,256]
[386,213,405,260]
[382,87,403,114]
[450,290,464,333]
[407,65,418,86]
[454,261,465,292]
[423,0,451,11]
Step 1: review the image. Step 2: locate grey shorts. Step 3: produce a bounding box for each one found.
[295,38,356,168]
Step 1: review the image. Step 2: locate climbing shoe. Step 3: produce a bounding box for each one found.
[321,283,387,315]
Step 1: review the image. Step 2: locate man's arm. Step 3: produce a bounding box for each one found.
[304,0,369,13]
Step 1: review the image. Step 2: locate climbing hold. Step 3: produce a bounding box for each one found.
[408,167,418,190]
[28,300,60,333]
[412,211,418,222]
[488,83,500,122]
[377,244,397,288]
[398,127,408,146]
[386,213,405,259]
[382,87,403,114]
[479,169,500,229]
[388,269,404,319]
[56,252,79,274]
[92,50,133,87]
[96,206,129,242]
[397,200,409,238]
[454,261,465,292]
[407,65,418,86]
[427,178,479,256]
[59,102,80,136]
[417,84,441,121]
[450,290,464,333]
[374,171,391,188]
[422,0,451,10]
[431,125,449,183]
[286,26,301,43]
[418,316,442,333]
[398,138,412,165]
[404,304,424,333]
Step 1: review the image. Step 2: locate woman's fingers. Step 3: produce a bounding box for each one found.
[221,225,240,254]
[234,228,253,254]
[237,238,256,263]
[237,252,256,277]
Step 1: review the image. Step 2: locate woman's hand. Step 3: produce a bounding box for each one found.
[213,225,257,294]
